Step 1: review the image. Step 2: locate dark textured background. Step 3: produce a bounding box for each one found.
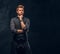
[0,0,60,54]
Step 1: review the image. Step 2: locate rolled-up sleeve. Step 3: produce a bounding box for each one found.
[23,18,30,32]
[10,18,17,33]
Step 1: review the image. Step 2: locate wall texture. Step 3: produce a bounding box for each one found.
[0,0,60,54]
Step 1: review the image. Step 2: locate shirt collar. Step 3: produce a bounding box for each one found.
[16,16,24,20]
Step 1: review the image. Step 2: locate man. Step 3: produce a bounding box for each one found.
[10,5,32,54]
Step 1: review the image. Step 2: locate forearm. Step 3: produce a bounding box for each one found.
[11,29,24,34]
[18,16,30,32]
[10,19,23,34]
[20,20,26,29]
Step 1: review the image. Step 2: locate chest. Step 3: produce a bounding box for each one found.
[14,18,26,29]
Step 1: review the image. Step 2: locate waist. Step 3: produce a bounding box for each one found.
[14,33,26,39]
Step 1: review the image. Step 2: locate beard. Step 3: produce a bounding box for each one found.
[18,13,24,16]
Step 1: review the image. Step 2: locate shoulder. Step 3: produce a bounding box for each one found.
[10,17,17,21]
[24,17,30,21]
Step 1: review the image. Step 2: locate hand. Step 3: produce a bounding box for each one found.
[18,15,23,20]
[17,29,23,33]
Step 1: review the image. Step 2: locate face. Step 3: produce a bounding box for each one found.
[16,8,24,16]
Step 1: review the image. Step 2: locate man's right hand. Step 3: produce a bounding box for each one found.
[17,29,23,33]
